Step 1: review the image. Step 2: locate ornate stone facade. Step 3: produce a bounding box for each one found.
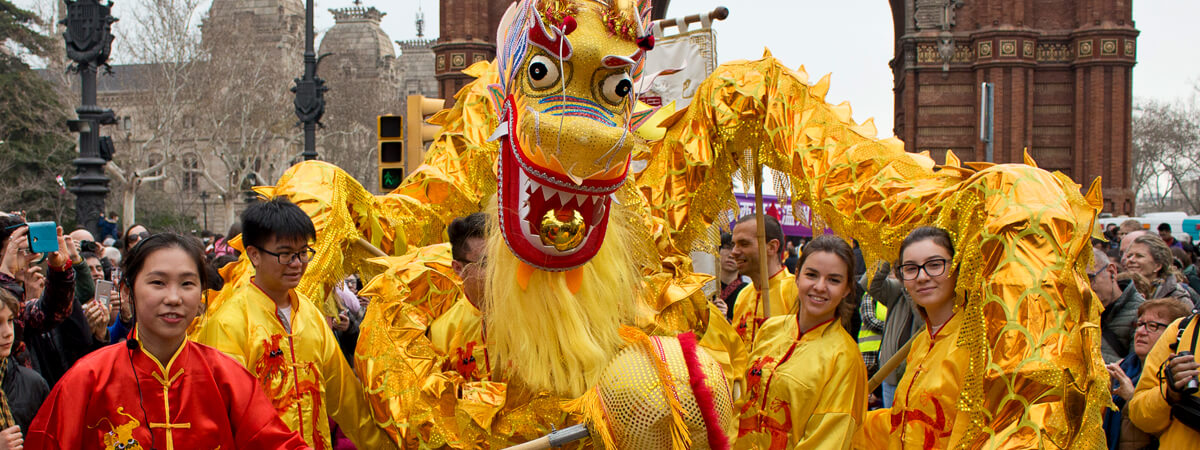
[75,0,437,231]
[890,0,1138,214]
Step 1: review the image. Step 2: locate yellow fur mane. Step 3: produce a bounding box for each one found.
[483,200,642,397]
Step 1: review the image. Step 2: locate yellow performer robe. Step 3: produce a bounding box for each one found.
[735,316,867,449]
[1127,316,1200,448]
[854,312,968,450]
[429,298,489,381]
[191,280,395,450]
[731,269,798,345]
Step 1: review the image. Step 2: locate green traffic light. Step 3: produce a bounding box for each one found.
[381,168,405,190]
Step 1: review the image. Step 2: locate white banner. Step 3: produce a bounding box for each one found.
[641,21,718,109]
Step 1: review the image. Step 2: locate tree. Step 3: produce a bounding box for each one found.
[191,11,302,227]
[317,68,399,190]
[0,0,76,224]
[1132,98,1200,213]
[101,0,206,227]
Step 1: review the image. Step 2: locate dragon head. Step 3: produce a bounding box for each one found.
[493,0,653,272]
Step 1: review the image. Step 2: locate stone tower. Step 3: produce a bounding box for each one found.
[320,5,398,83]
[205,0,306,68]
[890,0,1138,214]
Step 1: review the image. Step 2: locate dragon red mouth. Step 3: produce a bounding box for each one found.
[497,95,628,271]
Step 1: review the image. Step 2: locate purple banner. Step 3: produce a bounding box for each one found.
[732,193,829,237]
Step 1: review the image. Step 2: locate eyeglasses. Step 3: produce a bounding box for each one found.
[897,258,949,281]
[454,255,487,269]
[257,247,316,264]
[1135,320,1170,333]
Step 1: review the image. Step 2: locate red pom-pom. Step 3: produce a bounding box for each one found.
[561,16,577,35]
[636,34,655,51]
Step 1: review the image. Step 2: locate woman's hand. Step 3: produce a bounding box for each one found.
[84,300,111,342]
[1106,362,1136,402]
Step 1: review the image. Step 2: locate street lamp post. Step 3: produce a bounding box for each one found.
[62,0,118,235]
[199,191,210,231]
[292,0,328,161]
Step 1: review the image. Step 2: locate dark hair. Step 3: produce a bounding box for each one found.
[1173,247,1193,267]
[719,232,733,250]
[240,197,316,251]
[225,222,242,242]
[448,213,487,263]
[120,233,209,299]
[896,226,956,268]
[212,254,238,270]
[1158,223,1172,233]
[0,214,25,250]
[735,214,785,258]
[123,223,150,252]
[794,235,858,329]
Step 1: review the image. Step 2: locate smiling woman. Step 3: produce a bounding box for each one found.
[24,234,308,450]
[735,234,867,449]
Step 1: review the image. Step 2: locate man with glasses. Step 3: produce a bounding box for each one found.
[427,213,491,381]
[193,198,396,449]
[1092,250,1145,363]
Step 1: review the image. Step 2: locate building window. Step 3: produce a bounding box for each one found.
[182,153,200,191]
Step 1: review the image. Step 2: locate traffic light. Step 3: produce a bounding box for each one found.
[378,115,405,192]
[405,95,445,174]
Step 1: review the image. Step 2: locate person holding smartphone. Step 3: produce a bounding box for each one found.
[0,214,77,347]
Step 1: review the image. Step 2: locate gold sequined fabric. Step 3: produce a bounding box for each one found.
[638,53,1108,448]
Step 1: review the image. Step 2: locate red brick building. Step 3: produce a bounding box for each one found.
[889,0,1138,214]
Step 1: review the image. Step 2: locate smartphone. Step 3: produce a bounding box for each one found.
[27,222,58,254]
[95,280,113,307]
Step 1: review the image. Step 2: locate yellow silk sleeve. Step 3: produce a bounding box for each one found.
[318,320,399,450]
[851,408,891,450]
[191,307,250,368]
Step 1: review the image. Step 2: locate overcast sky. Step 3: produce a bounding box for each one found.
[21,0,1200,138]
[328,0,1200,138]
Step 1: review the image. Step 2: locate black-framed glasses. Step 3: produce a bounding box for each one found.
[897,258,949,281]
[1135,320,1170,333]
[258,247,316,264]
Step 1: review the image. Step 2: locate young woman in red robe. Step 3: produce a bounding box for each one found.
[25,233,309,450]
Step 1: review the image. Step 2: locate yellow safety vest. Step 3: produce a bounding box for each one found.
[857,295,888,353]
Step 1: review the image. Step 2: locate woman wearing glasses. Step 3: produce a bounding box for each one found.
[854,226,968,450]
[1102,298,1190,450]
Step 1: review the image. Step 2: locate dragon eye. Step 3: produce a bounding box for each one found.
[599,72,633,105]
[528,55,560,90]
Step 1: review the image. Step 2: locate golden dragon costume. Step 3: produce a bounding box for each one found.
[204,0,1110,448]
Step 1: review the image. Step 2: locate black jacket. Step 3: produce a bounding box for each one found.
[2,356,49,435]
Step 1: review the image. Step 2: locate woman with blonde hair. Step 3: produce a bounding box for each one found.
[1122,234,1195,309]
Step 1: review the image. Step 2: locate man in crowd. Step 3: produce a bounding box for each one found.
[1091,251,1145,363]
[192,198,395,449]
[715,233,749,321]
[1118,219,1143,244]
[728,214,796,344]
[1158,223,1184,250]
[427,213,490,381]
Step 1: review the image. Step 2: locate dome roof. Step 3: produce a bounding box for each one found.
[319,6,396,79]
